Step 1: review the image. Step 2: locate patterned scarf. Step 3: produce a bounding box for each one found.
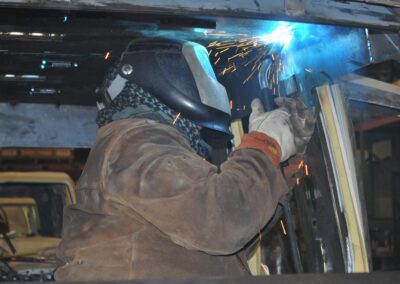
[96,81,210,158]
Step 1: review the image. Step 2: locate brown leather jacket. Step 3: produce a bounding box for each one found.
[55,118,288,281]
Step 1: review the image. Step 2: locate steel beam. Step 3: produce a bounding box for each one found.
[0,0,399,30]
[20,271,400,283]
[353,0,400,8]
[340,74,400,110]
[0,103,97,148]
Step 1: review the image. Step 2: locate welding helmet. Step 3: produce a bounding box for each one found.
[100,37,231,138]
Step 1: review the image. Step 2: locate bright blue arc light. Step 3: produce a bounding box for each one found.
[257,22,296,51]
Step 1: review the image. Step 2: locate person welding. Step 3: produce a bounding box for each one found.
[55,38,315,281]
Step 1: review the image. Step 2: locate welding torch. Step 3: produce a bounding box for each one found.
[257,58,304,273]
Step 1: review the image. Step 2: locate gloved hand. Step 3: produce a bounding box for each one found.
[249,98,315,161]
[275,97,316,156]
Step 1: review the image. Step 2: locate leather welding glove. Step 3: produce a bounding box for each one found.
[249,98,315,161]
[249,98,295,161]
[274,97,316,156]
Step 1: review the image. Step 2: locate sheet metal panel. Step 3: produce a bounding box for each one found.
[368,32,400,64]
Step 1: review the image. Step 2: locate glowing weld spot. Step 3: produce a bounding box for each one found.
[258,22,296,51]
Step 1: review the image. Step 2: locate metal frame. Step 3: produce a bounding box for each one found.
[317,83,370,272]
[0,171,76,204]
[0,0,399,30]
[340,74,400,110]
[10,271,398,283]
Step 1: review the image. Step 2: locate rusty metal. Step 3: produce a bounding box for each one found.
[0,1,399,30]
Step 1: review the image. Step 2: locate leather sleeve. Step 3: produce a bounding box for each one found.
[235,131,282,166]
[104,123,289,255]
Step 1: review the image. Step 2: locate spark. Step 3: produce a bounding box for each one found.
[172,112,181,125]
[207,22,296,84]
[305,164,309,176]
[214,57,221,65]
[229,100,233,110]
[280,220,287,235]
[219,48,230,53]
[243,66,260,84]
[298,160,304,169]
[261,263,270,275]
[104,51,111,60]
[296,177,300,185]
[221,63,236,76]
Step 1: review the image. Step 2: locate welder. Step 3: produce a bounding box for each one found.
[55,38,315,281]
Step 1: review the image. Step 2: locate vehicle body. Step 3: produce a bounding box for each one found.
[0,172,75,280]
